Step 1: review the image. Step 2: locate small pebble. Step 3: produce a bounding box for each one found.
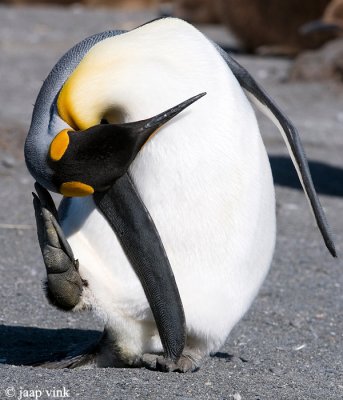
[283,203,299,211]
[2,156,16,168]
[269,367,282,375]
[336,112,343,123]
[257,69,270,80]
[293,344,307,351]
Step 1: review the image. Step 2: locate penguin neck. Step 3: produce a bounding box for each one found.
[56,18,216,129]
[25,30,125,192]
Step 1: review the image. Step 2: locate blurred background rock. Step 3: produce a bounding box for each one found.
[1,0,342,80]
[0,0,157,8]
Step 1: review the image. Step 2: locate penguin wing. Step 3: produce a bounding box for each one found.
[94,173,185,362]
[215,45,336,257]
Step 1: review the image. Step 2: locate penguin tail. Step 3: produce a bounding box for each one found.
[26,340,99,369]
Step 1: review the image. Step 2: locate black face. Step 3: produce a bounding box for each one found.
[49,122,155,192]
[48,93,206,196]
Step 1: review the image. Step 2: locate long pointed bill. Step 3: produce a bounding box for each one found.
[136,92,207,136]
[48,93,206,196]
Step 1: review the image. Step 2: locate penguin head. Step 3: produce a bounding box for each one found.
[46,93,205,197]
[24,32,206,197]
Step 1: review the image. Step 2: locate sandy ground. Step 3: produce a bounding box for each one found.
[0,5,342,400]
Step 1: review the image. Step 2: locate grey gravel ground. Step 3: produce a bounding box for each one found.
[0,5,342,400]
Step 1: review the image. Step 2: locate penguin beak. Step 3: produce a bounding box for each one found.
[48,92,206,197]
[300,20,342,35]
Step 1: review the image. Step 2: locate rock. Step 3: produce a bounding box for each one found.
[289,38,343,81]
[2,155,16,168]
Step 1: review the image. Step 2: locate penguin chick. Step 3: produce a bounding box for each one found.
[25,18,336,372]
[161,0,332,53]
[217,0,334,55]
[301,0,343,34]
[291,0,343,81]
[323,0,343,30]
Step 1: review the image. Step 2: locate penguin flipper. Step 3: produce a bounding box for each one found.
[93,173,186,365]
[33,182,87,310]
[216,46,336,257]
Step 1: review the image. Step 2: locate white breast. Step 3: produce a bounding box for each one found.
[60,18,276,353]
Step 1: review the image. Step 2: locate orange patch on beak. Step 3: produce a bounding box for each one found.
[49,129,71,161]
[60,181,94,197]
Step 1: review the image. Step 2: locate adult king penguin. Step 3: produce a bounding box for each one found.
[25,18,336,372]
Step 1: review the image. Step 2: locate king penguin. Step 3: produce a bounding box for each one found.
[25,17,336,372]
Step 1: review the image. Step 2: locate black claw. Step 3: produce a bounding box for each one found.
[32,191,47,252]
[34,181,59,221]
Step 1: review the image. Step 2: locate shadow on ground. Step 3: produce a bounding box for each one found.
[0,156,340,368]
[0,325,101,366]
[270,155,343,197]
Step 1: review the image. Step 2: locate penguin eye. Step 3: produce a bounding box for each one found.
[100,118,109,125]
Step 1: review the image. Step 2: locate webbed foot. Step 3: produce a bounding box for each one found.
[33,182,86,310]
[141,351,201,373]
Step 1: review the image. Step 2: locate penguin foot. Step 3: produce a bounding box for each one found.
[140,353,160,370]
[141,352,200,373]
[156,354,200,373]
[33,182,86,311]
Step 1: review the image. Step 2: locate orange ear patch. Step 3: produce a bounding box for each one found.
[60,181,94,197]
[49,129,70,161]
